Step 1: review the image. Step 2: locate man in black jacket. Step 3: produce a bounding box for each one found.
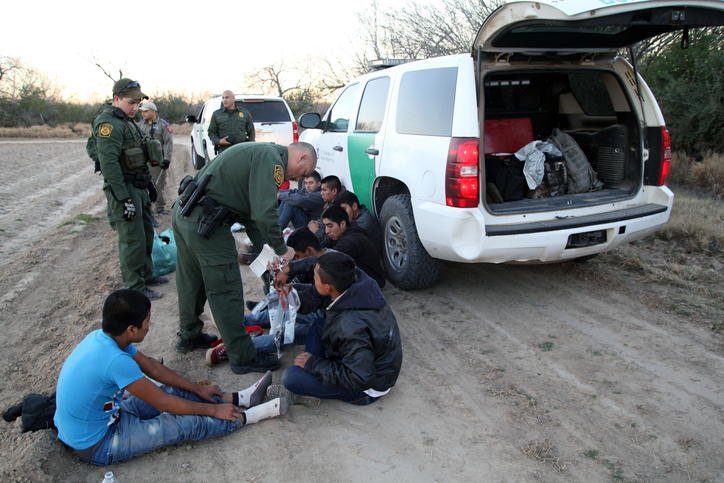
[271,251,402,405]
[332,190,382,254]
[320,205,386,288]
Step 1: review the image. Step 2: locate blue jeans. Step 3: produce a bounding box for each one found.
[90,386,242,465]
[281,316,379,405]
[278,201,311,230]
[246,310,322,355]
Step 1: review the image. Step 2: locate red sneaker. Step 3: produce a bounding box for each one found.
[206,343,228,366]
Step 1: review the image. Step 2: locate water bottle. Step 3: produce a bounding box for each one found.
[102,471,118,483]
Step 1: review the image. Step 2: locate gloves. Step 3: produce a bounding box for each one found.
[122,198,136,221]
[147,182,158,203]
[94,161,102,174]
[161,160,170,170]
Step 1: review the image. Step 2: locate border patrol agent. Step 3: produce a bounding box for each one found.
[172,142,317,374]
[138,101,174,215]
[208,90,255,155]
[93,79,169,301]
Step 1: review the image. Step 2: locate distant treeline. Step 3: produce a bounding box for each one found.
[0,91,205,128]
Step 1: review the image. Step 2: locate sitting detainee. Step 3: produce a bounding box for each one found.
[267,251,402,405]
[54,289,288,466]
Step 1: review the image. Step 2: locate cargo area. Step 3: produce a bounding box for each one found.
[482,69,641,215]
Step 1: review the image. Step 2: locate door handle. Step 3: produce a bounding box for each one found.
[333,145,343,152]
[365,148,379,156]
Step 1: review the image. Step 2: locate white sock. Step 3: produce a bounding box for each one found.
[236,371,272,408]
[242,397,289,425]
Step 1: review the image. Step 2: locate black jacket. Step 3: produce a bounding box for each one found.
[306,268,402,392]
[332,222,386,288]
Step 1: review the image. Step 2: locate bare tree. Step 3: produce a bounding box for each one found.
[80,54,126,83]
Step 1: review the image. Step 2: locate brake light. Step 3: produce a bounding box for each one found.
[658,126,671,186]
[293,122,299,143]
[446,138,479,208]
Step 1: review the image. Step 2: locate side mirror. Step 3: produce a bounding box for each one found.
[299,112,321,129]
[186,115,198,123]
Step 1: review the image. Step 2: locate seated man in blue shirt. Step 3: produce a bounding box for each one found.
[54,289,288,466]
[277,170,325,229]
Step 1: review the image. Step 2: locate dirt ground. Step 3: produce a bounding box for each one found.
[0,138,722,483]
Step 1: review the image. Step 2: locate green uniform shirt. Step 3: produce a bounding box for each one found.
[195,143,287,255]
[93,107,149,201]
[208,105,255,146]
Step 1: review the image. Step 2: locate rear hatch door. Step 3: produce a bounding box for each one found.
[474,0,724,55]
[236,98,294,144]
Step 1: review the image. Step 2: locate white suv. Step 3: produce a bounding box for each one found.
[186,95,298,169]
[300,0,724,290]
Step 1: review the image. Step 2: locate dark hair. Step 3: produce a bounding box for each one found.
[102,289,151,336]
[321,175,342,193]
[317,251,357,293]
[306,171,322,183]
[332,190,360,209]
[322,204,349,227]
[286,227,322,252]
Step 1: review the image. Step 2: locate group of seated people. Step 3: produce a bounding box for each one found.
[53,174,402,467]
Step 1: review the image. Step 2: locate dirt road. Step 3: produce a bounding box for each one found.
[0,139,722,482]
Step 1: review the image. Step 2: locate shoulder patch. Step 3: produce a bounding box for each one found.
[239,112,244,118]
[98,123,113,138]
[166,125,173,133]
[274,165,284,188]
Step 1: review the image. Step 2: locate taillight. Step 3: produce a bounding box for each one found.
[446,138,479,208]
[293,122,299,143]
[658,126,671,186]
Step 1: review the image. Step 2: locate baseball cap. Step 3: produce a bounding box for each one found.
[140,101,157,112]
[112,78,149,100]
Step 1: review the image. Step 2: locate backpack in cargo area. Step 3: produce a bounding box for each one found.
[549,128,604,194]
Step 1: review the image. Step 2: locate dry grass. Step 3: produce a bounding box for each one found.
[0,122,192,138]
[668,151,724,197]
[521,438,569,471]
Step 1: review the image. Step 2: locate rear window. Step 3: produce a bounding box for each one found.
[236,100,291,123]
[396,67,457,137]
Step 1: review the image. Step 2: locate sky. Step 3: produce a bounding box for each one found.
[1,0,400,102]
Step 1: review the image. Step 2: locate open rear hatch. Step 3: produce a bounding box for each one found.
[473,1,724,214]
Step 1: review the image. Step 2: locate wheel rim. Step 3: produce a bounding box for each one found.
[385,215,407,271]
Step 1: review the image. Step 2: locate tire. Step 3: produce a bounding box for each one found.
[191,144,205,170]
[379,194,440,290]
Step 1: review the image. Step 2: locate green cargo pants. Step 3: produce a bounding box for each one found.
[104,184,154,291]
[172,202,257,365]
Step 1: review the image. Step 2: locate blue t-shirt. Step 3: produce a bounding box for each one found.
[54,330,144,449]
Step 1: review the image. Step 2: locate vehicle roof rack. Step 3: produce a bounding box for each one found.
[367,58,417,71]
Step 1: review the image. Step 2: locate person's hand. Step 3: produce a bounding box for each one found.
[212,403,241,422]
[308,220,319,233]
[295,352,312,368]
[219,136,231,145]
[281,246,295,263]
[274,270,290,291]
[161,160,170,170]
[122,198,136,221]
[195,384,223,403]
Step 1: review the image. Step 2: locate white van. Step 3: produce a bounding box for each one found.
[300,0,724,290]
[186,95,297,169]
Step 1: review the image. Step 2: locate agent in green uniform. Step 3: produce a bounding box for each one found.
[93,78,168,301]
[207,90,255,155]
[172,142,317,374]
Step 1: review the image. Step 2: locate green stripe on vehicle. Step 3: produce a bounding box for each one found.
[347,132,376,210]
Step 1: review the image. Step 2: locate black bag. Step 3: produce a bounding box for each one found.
[486,155,526,202]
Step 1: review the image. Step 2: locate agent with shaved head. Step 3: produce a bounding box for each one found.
[208,90,255,155]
